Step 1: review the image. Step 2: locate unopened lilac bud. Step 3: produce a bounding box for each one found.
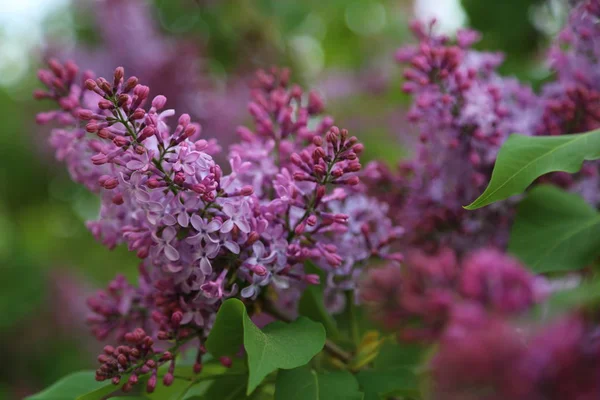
[290,153,303,167]
[304,274,320,285]
[122,383,133,392]
[174,172,185,185]
[85,79,97,91]
[182,124,197,139]
[194,363,203,374]
[240,186,254,196]
[138,126,155,142]
[86,122,100,133]
[131,108,145,120]
[307,215,317,226]
[98,99,113,110]
[117,354,128,367]
[252,265,268,276]
[171,311,183,326]
[113,66,124,85]
[308,90,324,115]
[146,374,157,393]
[246,232,260,246]
[91,153,109,165]
[220,356,232,368]
[152,95,167,109]
[112,194,124,205]
[134,85,150,100]
[123,76,138,92]
[295,222,306,235]
[163,373,174,386]
[103,345,115,355]
[117,94,129,106]
[113,136,129,147]
[312,136,323,146]
[316,185,326,200]
[352,143,364,154]
[331,168,343,178]
[98,128,112,139]
[102,177,119,190]
[128,374,138,385]
[111,376,120,385]
[78,109,94,120]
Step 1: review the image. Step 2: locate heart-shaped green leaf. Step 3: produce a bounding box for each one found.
[205,299,326,395]
[25,371,117,400]
[275,366,363,400]
[508,185,600,272]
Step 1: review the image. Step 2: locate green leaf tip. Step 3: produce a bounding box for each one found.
[465,130,600,209]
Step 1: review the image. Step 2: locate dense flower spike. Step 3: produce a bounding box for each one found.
[364,21,539,253]
[360,248,545,341]
[432,310,600,400]
[535,0,600,205]
[35,61,401,391]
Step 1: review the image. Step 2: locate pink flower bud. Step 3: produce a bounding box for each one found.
[252,265,268,276]
[171,311,183,326]
[194,363,203,374]
[98,99,114,110]
[146,374,157,393]
[163,373,174,386]
[113,136,129,147]
[240,186,254,196]
[219,356,232,368]
[84,79,98,92]
[134,84,150,99]
[303,274,320,285]
[91,153,109,165]
[152,95,167,109]
[112,194,124,205]
[246,232,260,246]
[307,215,317,226]
[131,108,145,120]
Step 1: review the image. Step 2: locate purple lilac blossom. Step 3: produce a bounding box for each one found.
[363,20,539,254]
[34,61,402,391]
[360,248,545,342]
[535,0,600,205]
[47,0,247,151]
[432,308,600,400]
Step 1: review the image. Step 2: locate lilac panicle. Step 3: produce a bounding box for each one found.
[432,309,600,400]
[364,20,539,254]
[34,61,401,391]
[360,248,544,342]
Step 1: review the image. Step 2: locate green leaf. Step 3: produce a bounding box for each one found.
[373,340,425,371]
[205,299,245,358]
[465,129,600,209]
[356,368,418,400]
[25,371,117,400]
[245,318,325,394]
[205,299,326,395]
[508,185,600,272]
[275,366,363,400]
[199,374,248,400]
[298,283,340,339]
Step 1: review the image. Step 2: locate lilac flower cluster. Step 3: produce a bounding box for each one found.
[360,248,546,342]
[364,21,539,253]
[365,1,600,253]
[535,0,600,205]
[432,307,600,400]
[34,60,401,390]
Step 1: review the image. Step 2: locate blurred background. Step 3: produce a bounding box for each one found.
[0,0,565,397]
